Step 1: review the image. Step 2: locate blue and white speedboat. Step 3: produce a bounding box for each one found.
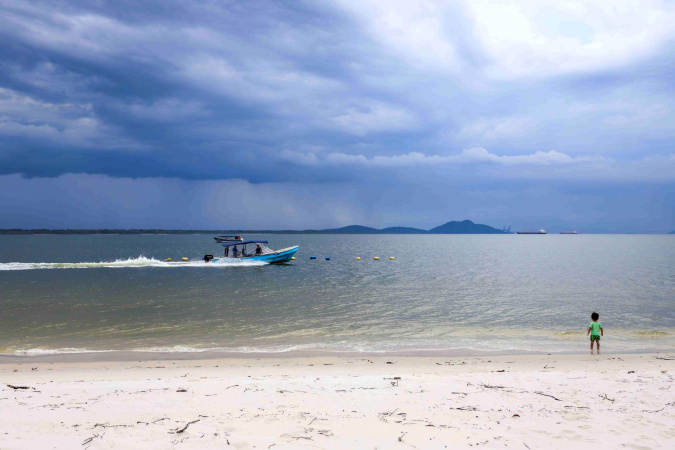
[204,238,298,264]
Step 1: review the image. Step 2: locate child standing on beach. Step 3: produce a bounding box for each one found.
[587,312,603,354]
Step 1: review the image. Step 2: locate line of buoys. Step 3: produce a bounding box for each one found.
[181,257,188,261]
[309,256,394,261]
[165,258,172,261]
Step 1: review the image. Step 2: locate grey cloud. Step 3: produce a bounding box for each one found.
[0,1,674,230]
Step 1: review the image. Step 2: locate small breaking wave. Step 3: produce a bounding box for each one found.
[0,256,267,270]
[631,330,670,337]
[10,348,115,355]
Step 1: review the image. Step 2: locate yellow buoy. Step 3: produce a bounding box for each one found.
[389,257,395,260]
[373,256,380,260]
[165,258,172,261]
[181,257,188,261]
[356,257,361,260]
[291,257,296,260]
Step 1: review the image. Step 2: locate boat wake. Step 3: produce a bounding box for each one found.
[0,256,267,270]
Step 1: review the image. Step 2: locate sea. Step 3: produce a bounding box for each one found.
[0,234,673,356]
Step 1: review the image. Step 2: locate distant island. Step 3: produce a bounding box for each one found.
[0,220,509,235]
[314,220,507,234]
[670,230,675,234]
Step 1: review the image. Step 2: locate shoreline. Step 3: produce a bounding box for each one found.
[1,353,673,448]
[2,347,673,364]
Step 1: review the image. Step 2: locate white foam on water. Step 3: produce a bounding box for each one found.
[6,336,675,356]
[0,256,267,270]
[11,348,115,355]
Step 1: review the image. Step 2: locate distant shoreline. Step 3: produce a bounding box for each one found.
[0,229,672,235]
[0,219,514,234]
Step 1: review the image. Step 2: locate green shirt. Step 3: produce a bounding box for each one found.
[589,321,602,336]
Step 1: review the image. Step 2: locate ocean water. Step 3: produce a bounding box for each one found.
[0,234,673,356]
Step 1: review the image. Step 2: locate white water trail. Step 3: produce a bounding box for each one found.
[0,256,267,270]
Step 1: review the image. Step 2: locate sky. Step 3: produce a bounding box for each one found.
[0,0,674,232]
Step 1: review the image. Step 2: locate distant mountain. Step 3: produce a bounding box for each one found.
[380,226,428,234]
[314,225,381,234]
[670,230,675,234]
[428,220,507,234]
[294,220,504,234]
[302,220,504,234]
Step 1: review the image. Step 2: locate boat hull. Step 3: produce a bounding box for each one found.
[213,246,299,264]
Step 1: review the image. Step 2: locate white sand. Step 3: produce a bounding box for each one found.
[1,353,673,448]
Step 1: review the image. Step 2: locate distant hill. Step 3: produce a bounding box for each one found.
[428,220,506,234]
[380,226,428,234]
[312,225,381,234]
[670,230,675,234]
[0,220,507,235]
[288,220,504,234]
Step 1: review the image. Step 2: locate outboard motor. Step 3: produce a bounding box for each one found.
[203,254,214,262]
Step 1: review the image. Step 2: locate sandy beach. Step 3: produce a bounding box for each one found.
[0,353,673,449]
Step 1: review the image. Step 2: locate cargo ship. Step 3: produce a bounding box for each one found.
[517,229,547,234]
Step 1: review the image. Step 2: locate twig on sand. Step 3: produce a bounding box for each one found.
[6,385,32,390]
[642,407,666,413]
[82,433,101,446]
[523,442,531,449]
[226,384,239,389]
[171,419,200,434]
[534,391,563,401]
[480,383,508,389]
[292,436,312,440]
[655,357,675,361]
[94,423,130,429]
[308,417,317,426]
[398,432,407,442]
[599,394,615,403]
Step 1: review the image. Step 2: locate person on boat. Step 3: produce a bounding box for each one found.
[256,245,262,255]
[224,247,229,257]
[232,246,238,258]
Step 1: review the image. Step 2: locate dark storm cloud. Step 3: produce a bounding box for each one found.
[0,1,673,230]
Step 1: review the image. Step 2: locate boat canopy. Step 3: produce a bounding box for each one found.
[214,235,243,241]
[220,240,268,248]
